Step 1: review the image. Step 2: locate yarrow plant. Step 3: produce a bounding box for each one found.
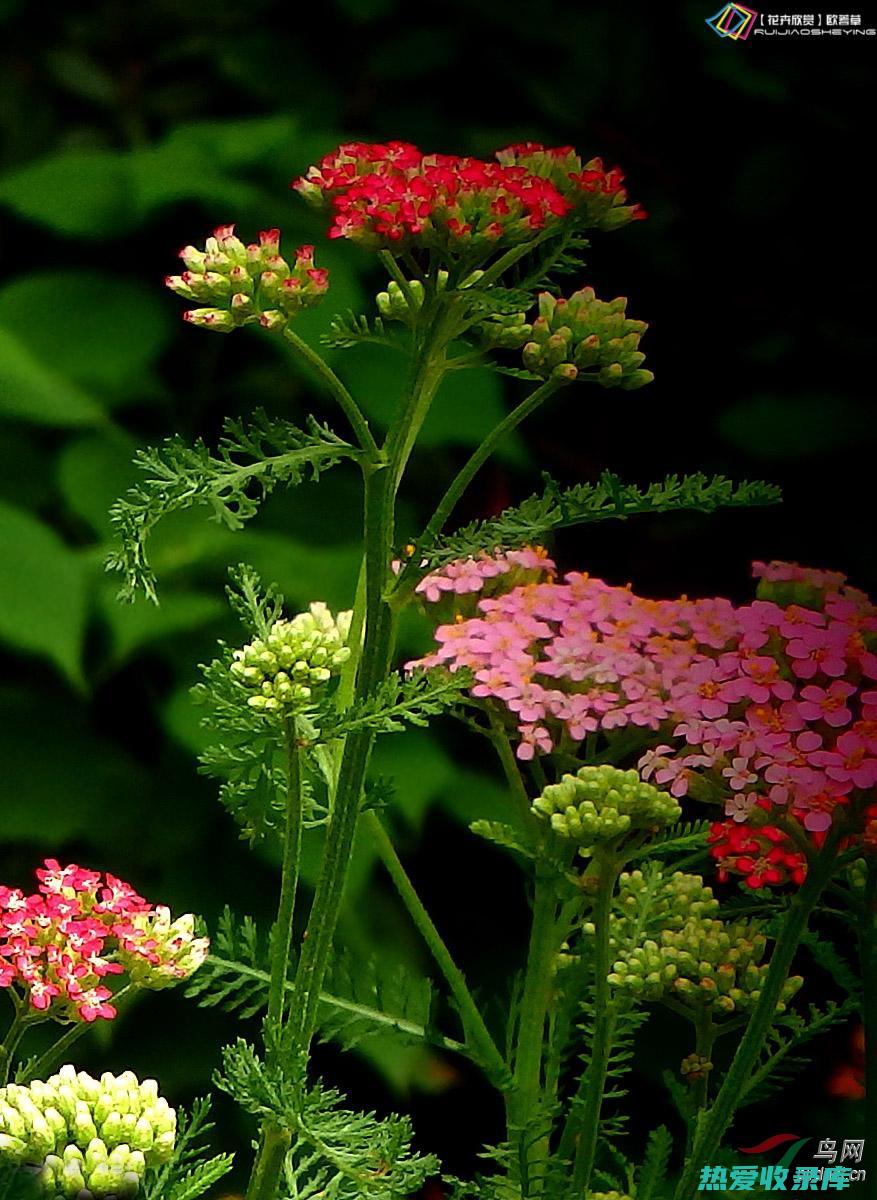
[4,134,872,1200]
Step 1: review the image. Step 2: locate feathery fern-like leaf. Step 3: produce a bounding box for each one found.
[414,471,782,573]
[107,410,355,602]
[217,1040,438,1200]
[141,1097,233,1200]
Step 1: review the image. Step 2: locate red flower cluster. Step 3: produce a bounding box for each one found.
[0,861,203,1022]
[293,141,644,250]
[708,799,807,889]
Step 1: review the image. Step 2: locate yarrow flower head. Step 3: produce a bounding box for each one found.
[230,602,352,712]
[519,288,652,387]
[166,225,329,332]
[413,559,877,871]
[0,861,207,1022]
[0,1065,175,1197]
[531,765,681,854]
[292,141,644,251]
[412,546,555,620]
[494,142,647,228]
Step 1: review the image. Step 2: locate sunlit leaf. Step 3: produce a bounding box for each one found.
[0,271,173,400]
[0,327,104,427]
[0,502,88,685]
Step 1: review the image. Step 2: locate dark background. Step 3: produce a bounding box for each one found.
[0,0,873,1189]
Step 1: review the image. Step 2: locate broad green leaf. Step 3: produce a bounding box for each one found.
[0,149,134,236]
[96,581,225,665]
[0,502,88,685]
[57,431,138,537]
[0,326,105,426]
[163,115,300,170]
[0,271,173,400]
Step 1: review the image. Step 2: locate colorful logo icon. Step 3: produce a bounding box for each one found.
[705,3,758,39]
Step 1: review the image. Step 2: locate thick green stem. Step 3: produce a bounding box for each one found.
[247,1126,292,1200]
[282,326,379,460]
[390,379,562,604]
[18,984,138,1084]
[366,811,508,1088]
[509,871,561,1191]
[0,1010,27,1086]
[565,855,622,1192]
[287,312,454,1055]
[247,721,304,1200]
[286,463,395,1051]
[266,718,303,1035]
[675,853,836,1200]
[858,859,877,1200]
[686,1008,716,1154]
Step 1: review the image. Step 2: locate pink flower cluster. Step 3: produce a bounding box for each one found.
[414,547,555,609]
[292,141,644,249]
[0,861,199,1022]
[414,558,877,847]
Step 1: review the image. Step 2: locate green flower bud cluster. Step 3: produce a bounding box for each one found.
[230,602,352,712]
[0,1066,175,1197]
[166,225,329,333]
[479,309,533,350]
[608,915,803,1014]
[532,765,681,854]
[376,269,484,326]
[591,1192,634,1200]
[521,289,653,388]
[582,870,719,948]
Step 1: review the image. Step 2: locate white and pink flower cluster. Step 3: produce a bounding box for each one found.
[0,861,208,1022]
[413,557,877,844]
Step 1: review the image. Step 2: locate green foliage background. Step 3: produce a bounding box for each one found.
[0,0,872,1186]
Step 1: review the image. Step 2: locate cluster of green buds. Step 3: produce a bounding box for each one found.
[230,602,352,713]
[117,908,209,989]
[165,225,329,332]
[375,268,484,327]
[520,289,652,387]
[532,765,681,855]
[582,870,720,949]
[0,1066,175,1197]
[608,915,803,1014]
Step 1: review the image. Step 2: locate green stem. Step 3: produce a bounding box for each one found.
[366,811,508,1088]
[389,379,562,604]
[19,984,138,1084]
[675,852,836,1200]
[266,717,303,1035]
[287,312,454,1055]
[687,1007,716,1153]
[565,854,622,1192]
[858,859,877,1200]
[0,1010,27,1086]
[510,871,561,1191]
[282,327,380,460]
[247,1126,292,1200]
[286,463,395,1051]
[247,721,304,1200]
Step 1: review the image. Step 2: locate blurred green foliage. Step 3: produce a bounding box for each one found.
[0,0,871,1183]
